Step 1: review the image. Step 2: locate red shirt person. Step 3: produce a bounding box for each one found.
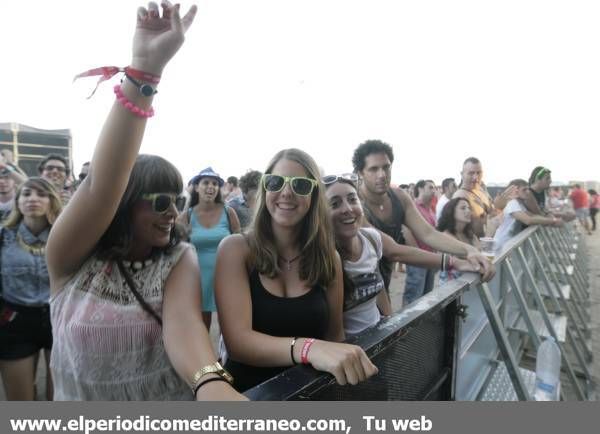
[569,184,592,234]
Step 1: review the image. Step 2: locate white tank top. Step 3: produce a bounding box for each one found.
[50,243,193,401]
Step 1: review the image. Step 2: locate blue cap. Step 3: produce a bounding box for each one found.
[190,167,224,187]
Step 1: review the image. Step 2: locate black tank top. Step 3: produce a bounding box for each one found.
[362,189,406,290]
[224,269,329,392]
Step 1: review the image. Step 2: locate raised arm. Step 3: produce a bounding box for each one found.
[47,2,197,289]
[494,185,518,211]
[0,158,27,186]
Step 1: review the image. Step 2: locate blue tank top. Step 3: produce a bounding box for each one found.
[189,206,231,311]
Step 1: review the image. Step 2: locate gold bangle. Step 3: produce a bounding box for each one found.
[190,361,233,392]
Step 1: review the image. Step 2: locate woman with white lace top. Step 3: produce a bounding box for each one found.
[46,2,244,401]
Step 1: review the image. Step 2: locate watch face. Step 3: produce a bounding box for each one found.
[141,84,156,97]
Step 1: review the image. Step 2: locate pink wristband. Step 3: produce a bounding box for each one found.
[113,85,155,118]
[300,338,315,365]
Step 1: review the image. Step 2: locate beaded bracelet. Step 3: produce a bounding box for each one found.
[113,85,155,118]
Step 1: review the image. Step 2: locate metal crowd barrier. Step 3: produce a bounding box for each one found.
[245,224,593,401]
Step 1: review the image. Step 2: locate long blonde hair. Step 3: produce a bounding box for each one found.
[248,148,337,288]
[3,177,62,229]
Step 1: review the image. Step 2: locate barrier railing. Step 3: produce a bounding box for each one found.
[244,224,592,401]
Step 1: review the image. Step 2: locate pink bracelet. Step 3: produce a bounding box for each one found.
[300,338,315,365]
[113,85,155,118]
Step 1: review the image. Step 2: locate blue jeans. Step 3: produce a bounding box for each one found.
[403,266,436,305]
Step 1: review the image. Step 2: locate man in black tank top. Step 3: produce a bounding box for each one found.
[352,141,405,294]
[352,140,496,306]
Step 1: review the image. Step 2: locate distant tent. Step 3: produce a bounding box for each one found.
[0,122,71,177]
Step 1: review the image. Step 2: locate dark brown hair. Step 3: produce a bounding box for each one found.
[95,154,184,260]
[437,197,475,243]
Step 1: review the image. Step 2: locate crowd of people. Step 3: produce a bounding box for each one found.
[0,2,596,401]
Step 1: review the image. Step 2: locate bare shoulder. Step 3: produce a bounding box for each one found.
[453,189,468,199]
[391,187,412,206]
[168,244,197,272]
[218,233,250,258]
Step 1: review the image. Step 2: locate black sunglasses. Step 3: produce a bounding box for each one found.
[141,193,186,213]
[262,174,318,196]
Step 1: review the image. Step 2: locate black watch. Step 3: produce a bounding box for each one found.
[124,74,158,97]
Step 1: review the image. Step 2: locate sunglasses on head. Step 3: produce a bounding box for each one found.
[43,165,66,173]
[322,173,358,185]
[535,167,551,181]
[262,174,318,196]
[141,193,186,213]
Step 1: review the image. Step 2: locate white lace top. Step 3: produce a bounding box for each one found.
[50,243,194,401]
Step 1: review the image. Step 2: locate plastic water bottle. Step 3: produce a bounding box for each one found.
[534,336,561,401]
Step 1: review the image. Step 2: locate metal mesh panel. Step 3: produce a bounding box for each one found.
[292,309,452,401]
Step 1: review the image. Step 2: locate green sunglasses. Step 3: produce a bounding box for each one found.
[141,193,186,213]
[262,174,318,196]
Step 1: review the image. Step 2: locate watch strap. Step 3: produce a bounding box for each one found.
[124,73,158,97]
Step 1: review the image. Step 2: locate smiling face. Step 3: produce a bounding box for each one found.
[265,158,313,229]
[130,194,178,249]
[360,152,392,195]
[195,177,220,203]
[325,181,362,242]
[41,159,68,188]
[454,199,472,224]
[18,186,51,219]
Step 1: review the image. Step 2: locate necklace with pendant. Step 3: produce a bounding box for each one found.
[17,233,45,256]
[279,253,302,271]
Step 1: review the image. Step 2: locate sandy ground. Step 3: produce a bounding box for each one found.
[2,231,597,400]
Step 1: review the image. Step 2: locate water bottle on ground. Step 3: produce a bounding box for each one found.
[534,336,561,401]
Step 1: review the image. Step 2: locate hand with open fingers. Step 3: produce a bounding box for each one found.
[306,340,379,386]
[132,1,198,75]
[500,184,519,201]
[465,250,496,282]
